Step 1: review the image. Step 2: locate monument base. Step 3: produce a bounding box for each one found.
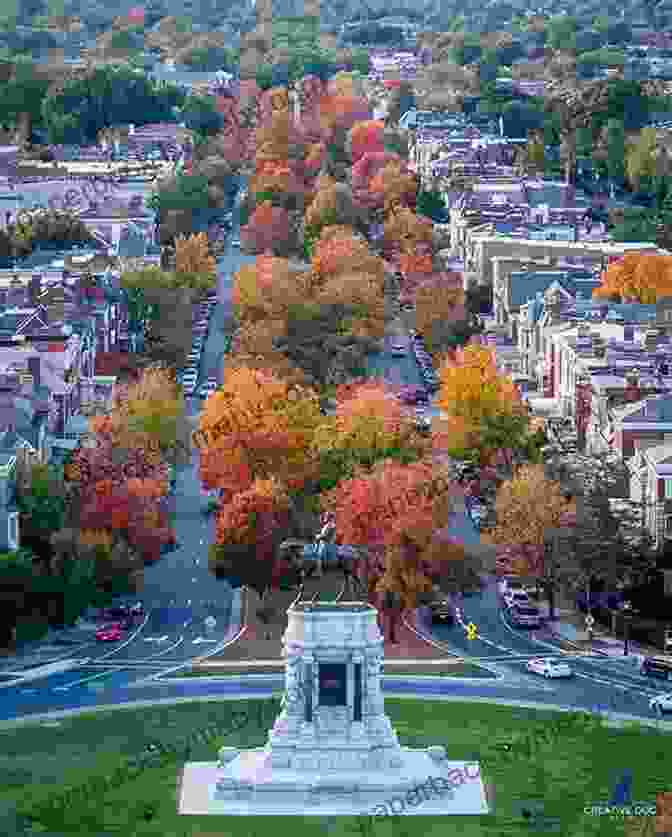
[178,750,489,816]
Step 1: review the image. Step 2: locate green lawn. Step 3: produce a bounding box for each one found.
[171,662,496,678]
[0,698,669,836]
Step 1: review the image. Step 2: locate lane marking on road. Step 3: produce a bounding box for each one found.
[474,603,668,698]
[143,635,170,643]
[52,635,185,690]
[192,637,219,644]
[95,610,150,661]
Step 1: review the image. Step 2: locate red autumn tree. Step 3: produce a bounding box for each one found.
[240,201,291,255]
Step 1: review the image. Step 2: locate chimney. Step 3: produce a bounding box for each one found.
[29,273,42,307]
[27,356,40,390]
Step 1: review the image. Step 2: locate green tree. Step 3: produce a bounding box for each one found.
[16,462,66,539]
[546,15,578,50]
[182,93,224,139]
[416,188,447,221]
[147,173,211,217]
[41,65,185,145]
[626,127,658,192]
[604,119,626,184]
[0,57,50,142]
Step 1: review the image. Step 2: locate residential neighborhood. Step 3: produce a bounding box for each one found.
[0,3,671,836]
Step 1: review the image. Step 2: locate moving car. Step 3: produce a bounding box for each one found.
[96,624,123,642]
[525,658,572,678]
[509,605,542,628]
[640,656,672,680]
[649,692,672,713]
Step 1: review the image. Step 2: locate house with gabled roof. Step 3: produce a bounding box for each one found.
[628,442,672,551]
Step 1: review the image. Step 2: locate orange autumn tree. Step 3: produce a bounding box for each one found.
[369,160,419,217]
[193,365,323,502]
[435,343,529,464]
[592,252,672,303]
[312,379,430,483]
[383,206,434,254]
[310,225,385,288]
[323,458,467,640]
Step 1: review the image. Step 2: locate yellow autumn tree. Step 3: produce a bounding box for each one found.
[434,343,529,464]
[482,464,575,547]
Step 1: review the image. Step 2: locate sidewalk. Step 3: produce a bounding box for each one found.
[534,599,663,660]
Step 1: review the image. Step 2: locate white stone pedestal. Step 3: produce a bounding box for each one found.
[178,754,489,815]
[179,602,488,816]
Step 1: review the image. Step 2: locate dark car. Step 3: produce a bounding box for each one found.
[429,598,454,624]
[100,606,131,621]
[509,605,542,628]
[398,385,428,405]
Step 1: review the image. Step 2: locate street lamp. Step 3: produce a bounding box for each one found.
[623,600,633,656]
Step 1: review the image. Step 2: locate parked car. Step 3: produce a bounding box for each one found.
[509,605,542,628]
[96,624,123,642]
[100,606,130,621]
[504,590,531,609]
[429,598,454,624]
[390,342,407,357]
[231,238,240,247]
[525,658,572,678]
[415,416,432,433]
[498,577,524,596]
[649,692,672,713]
[398,385,428,405]
[640,656,672,680]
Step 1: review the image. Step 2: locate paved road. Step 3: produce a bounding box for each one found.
[0,182,251,689]
[429,575,670,721]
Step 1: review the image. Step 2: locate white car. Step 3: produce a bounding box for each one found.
[526,658,573,678]
[649,693,672,714]
[390,343,407,357]
[231,238,240,247]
